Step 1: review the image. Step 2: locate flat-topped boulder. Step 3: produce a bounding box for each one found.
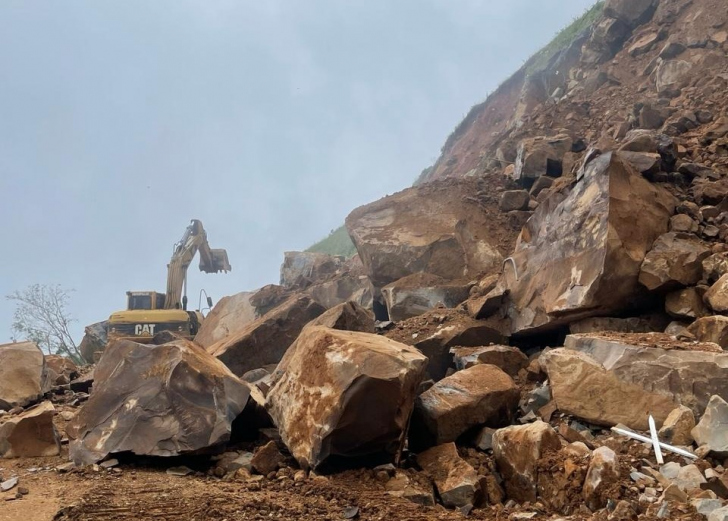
[0,401,60,458]
[208,294,325,377]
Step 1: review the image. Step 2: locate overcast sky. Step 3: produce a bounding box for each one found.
[0,0,596,343]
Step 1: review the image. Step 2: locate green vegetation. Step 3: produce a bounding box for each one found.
[306,225,358,258]
[525,1,604,75]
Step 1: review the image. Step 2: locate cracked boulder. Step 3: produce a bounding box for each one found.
[0,341,51,411]
[0,401,60,458]
[505,152,674,334]
[411,364,519,448]
[208,294,325,377]
[67,338,251,465]
[266,326,427,471]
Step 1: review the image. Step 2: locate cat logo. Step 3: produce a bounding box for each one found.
[134,324,156,335]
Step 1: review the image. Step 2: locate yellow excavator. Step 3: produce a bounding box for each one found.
[108,219,231,343]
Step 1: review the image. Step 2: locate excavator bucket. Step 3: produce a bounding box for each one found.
[200,248,231,273]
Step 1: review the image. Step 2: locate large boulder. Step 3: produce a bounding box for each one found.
[0,401,59,458]
[266,326,427,470]
[345,178,510,289]
[208,294,325,377]
[505,152,674,334]
[67,339,251,465]
[411,364,519,447]
[306,301,375,333]
[687,316,728,349]
[382,273,470,322]
[280,251,344,290]
[0,341,50,410]
[562,334,728,418]
[45,355,79,383]
[416,443,480,509]
[306,273,374,310]
[385,308,508,381]
[194,285,289,349]
[639,233,711,291]
[541,347,677,430]
[492,421,561,503]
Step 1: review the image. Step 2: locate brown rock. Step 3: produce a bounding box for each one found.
[345,177,508,289]
[658,406,695,446]
[514,135,572,184]
[670,214,699,233]
[705,274,728,313]
[639,233,711,291]
[208,294,325,377]
[583,446,620,510]
[411,364,519,447]
[44,355,78,382]
[251,441,285,475]
[67,339,251,465]
[564,334,728,416]
[382,274,470,322]
[665,287,709,319]
[492,421,560,503]
[0,401,60,458]
[687,316,728,349]
[618,151,661,175]
[464,282,508,320]
[507,153,674,334]
[541,347,677,430]
[194,286,289,349]
[499,190,530,212]
[266,327,427,470]
[450,345,528,376]
[305,301,375,333]
[604,0,656,26]
[0,341,51,410]
[416,443,480,509]
[79,321,109,364]
[306,269,374,310]
[692,395,728,457]
[529,176,554,197]
[280,251,344,290]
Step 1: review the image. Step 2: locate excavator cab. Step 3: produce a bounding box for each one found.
[126,291,165,310]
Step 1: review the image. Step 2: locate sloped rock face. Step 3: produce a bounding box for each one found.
[280,251,344,290]
[603,0,656,27]
[0,341,50,411]
[563,334,728,417]
[412,364,519,447]
[541,347,677,430]
[345,178,514,290]
[492,421,561,503]
[195,285,288,349]
[688,316,728,348]
[208,294,325,377]
[266,326,427,471]
[382,274,470,322]
[67,339,251,465]
[0,401,60,458]
[306,272,374,310]
[505,153,674,334]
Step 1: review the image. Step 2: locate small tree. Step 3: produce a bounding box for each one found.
[6,284,83,364]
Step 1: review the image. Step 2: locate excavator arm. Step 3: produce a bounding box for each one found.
[164,220,231,310]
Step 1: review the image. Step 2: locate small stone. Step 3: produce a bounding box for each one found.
[692,395,728,456]
[166,466,193,477]
[670,214,699,233]
[342,506,359,519]
[17,487,28,495]
[1,477,18,492]
[251,441,285,476]
[658,406,695,446]
[99,458,119,469]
